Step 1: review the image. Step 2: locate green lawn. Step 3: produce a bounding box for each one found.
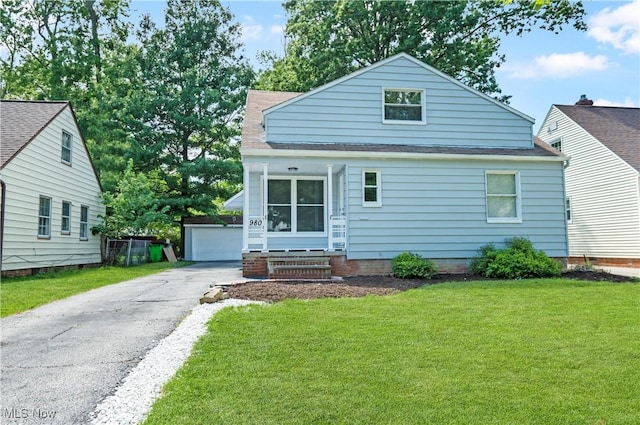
[0,262,191,317]
[144,279,640,425]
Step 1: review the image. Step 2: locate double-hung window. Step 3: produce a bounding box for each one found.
[267,178,325,234]
[61,201,71,234]
[485,171,521,223]
[80,206,89,240]
[61,131,72,164]
[383,88,425,124]
[362,170,381,207]
[38,196,52,238]
[565,197,572,222]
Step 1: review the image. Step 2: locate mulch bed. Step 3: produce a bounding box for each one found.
[225,270,636,303]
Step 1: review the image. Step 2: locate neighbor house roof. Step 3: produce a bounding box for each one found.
[555,105,640,172]
[0,100,69,168]
[242,90,562,159]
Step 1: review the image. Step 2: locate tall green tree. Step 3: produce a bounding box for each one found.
[125,0,254,251]
[93,160,171,238]
[257,0,586,101]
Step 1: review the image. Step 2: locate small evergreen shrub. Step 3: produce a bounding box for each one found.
[471,237,562,279]
[392,252,437,279]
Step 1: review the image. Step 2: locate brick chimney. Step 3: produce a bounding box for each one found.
[575,94,593,106]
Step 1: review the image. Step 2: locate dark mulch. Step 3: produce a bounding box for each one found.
[225,270,637,303]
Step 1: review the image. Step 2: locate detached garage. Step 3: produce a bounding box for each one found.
[183,216,243,261]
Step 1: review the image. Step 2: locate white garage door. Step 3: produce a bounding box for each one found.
[189,226,243,261]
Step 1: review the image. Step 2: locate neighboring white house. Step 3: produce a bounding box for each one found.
[240,53,569,278]
[0,100,105,275]
[538,96,640,268]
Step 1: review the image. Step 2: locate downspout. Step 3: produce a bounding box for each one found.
[0,179,5,271]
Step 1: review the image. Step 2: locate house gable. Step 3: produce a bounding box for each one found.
[552,105,639,173]
[1,100,68,168]
[261,53,534,149]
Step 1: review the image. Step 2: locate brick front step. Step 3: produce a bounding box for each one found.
[268,257,332,279]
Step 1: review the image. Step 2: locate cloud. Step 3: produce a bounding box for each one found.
[241,24,263,42]
[506,52,611,79]
[269,25,284,36]
[588,0,640,55]
[593,97,638,107]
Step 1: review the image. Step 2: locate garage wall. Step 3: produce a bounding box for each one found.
[184,225,243,261]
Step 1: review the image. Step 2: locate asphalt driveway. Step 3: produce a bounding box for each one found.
[0,262,243,425]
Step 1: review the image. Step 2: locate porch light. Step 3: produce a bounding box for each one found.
[288,167,299,172]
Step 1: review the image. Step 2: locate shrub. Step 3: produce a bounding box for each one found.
[471,237,562,279]
[392,252,437,279]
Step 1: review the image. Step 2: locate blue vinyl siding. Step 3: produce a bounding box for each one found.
[344,159,567,260]
[265,56,532,149]
[244,157,568,259]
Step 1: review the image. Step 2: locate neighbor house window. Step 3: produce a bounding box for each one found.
[362,170,381,207]
[485,171,521,223]
[61,131,72,164]
[38,196,52,238]
[383,88,425,124]
[550,138,562,152]
[80,205,89,240]
[61,201,71,234]
[566,197,572,222]
[267,178,325,233]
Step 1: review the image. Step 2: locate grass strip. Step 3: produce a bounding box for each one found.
[144,278,640,425]
[1,262,191,317]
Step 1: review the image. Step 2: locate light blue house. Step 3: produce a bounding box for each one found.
[240,53,568,278]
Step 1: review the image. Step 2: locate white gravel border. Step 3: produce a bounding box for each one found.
[89,299,262,425]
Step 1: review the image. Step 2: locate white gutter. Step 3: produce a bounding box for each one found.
[241,148,569,163]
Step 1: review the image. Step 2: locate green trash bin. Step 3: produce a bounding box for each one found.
[149,244,163,262]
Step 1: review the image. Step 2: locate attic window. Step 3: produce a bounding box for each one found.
[550,138,562,152]
[383,88,425,124]
[61,131,72,164]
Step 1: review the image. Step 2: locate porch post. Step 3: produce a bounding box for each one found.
[262,163,269,252]
[242,166,249,251]
[327,164,333,250]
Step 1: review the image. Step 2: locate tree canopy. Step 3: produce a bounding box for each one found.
[1,0,253,250]
[256,0,587,101]
[123,0,254,249]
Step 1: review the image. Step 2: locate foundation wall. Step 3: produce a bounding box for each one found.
[568,256,640,269]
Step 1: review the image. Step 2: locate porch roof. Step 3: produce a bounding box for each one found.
[241,90,563,159]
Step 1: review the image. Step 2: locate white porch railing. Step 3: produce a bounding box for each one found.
[247,215,267,251]
[329,215,346,250]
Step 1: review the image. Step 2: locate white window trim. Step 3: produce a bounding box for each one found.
[362,169,382,207]
[80,205,89,241]
[61,130,73,165]
[485,171,522,224]
[382,88,426,125]
[262,176,328,237]
[61,200,71,235]
[550,137,562,152]
[38,196,52,238]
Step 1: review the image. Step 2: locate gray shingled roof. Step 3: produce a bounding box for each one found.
[555,105,640,172]
[1,100,69,168]
[242,89,561,158]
